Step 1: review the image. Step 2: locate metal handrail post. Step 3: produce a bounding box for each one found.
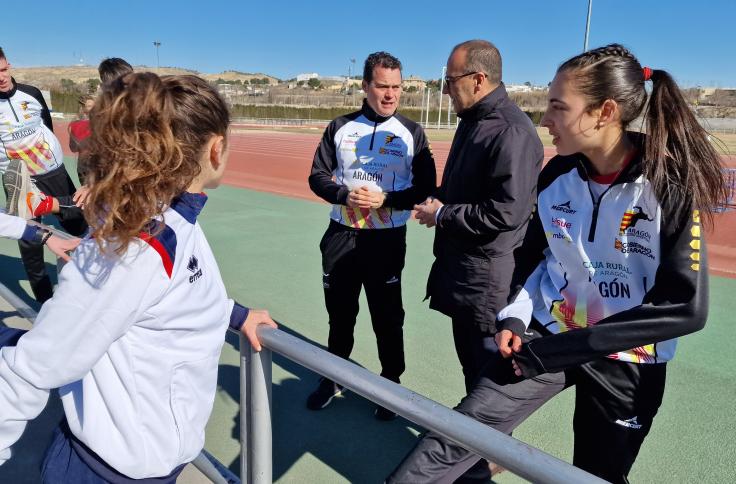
[241,333,273,484]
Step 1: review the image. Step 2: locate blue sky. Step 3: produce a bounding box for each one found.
[4,0,735,87]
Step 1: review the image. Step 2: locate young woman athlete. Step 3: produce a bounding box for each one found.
[0,72,276,482]
[388,44,726,484]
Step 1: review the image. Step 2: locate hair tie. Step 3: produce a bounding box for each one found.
[642,67,653,81]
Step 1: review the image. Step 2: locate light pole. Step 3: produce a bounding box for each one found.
[153,41,161,71]
[350,58,356,106]
[447,93,452,126]
[583,0,592,52]
[425,86,431,125]
[437,66,446,129]
[420,87,426,124]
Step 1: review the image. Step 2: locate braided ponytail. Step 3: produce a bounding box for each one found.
[558,44,726,224]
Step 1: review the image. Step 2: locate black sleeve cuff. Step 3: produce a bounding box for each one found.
[513,343,549,379]
[336,186,350,205]
[229,302,250,331]
[499,317,526,338]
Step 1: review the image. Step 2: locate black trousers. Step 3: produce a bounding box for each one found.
[388,332,666,484]
[451,318,499,394]
[18,166,87,303]
[321,220,406,382]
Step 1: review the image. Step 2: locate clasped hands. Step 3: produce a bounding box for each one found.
[347,186,386,209]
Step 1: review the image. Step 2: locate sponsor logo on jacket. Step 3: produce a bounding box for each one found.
[384,134,403,148]
[546,231,573,244]
[379,146,404,158]
[614,239,655,259]
[618,206,652,235]
[551,217,572,229]
[187,255,203,283]
[584,261,633,279]
[551,201,576,214]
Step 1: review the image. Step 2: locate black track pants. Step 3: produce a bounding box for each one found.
[388,332,666,483]
[321,220,406,382]
[18,166,87,303]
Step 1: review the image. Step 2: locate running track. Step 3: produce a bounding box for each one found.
[54,124,736,277]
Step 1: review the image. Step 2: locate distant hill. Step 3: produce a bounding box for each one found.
[11,65,280,89]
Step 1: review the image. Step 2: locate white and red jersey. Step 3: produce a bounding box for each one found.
[0,78,64,175]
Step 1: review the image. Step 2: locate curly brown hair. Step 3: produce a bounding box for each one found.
[84,73,229,253]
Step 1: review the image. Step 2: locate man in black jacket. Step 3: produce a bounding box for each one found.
[415,40,543,392]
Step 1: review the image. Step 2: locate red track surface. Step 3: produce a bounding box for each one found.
[54,122,736,277]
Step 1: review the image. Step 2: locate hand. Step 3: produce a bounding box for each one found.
[495,329,522,359]
[347,186,385,209]
[241,309,278,352]
[511,358,522,377]
[73,185,91,208]
[45,235,81,262]
[414,197,443,227]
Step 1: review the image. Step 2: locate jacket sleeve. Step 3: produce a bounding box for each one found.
[308,122,349,205]
[514,204,707,378]
[23,85,54,132]
[229,301,250,331]
[0,213,30,241]
[0,239,164,463]
[496,207,550,336]
[437,126,542,236]
[383,129,437,210]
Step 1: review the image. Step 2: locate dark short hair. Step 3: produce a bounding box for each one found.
[363,52,402,84]
[98,57,133,85]
[451,40,502,84]
[0,47,6,61]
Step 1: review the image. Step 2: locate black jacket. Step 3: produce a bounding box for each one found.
[427,84,543,331]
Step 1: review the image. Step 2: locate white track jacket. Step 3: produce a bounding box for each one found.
[0,193,241,478]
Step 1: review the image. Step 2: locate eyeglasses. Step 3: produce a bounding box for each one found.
[444,71,484,84]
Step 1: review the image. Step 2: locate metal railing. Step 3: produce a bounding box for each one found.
[213,326,604,484]
[0,233,603,483]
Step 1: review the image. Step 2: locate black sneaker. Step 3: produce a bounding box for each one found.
[374,405,397,421]
[306,378,345,410]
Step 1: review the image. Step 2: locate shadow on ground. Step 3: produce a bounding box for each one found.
[218,325,426,483]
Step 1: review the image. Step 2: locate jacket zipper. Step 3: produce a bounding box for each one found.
[5,99,20,122]
[582,162,615,243]
[369,120,378,150]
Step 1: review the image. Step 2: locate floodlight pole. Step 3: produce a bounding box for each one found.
[153,41,162,71]
[583,0,592,52]
[447,93,452,126]
[425,86,431,125]
[437,66,446,129]
[420,87,426,125]
[350,58,356,106]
